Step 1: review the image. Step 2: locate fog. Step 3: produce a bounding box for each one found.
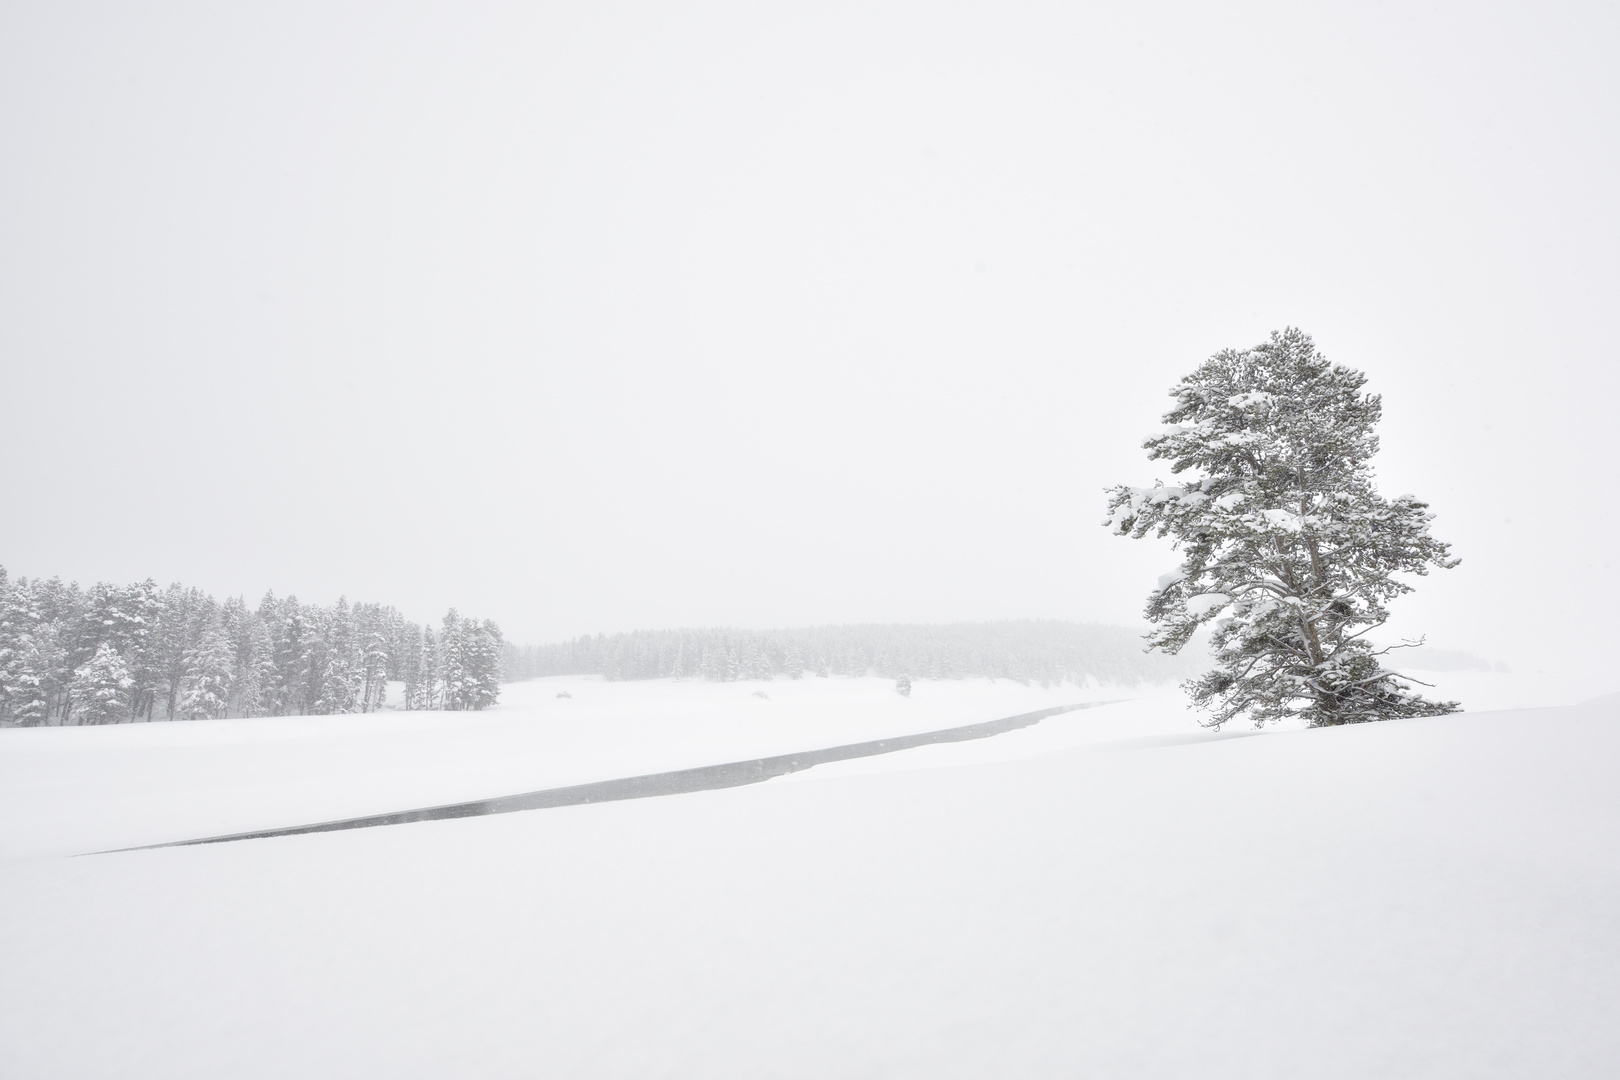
[2,2,1615,697]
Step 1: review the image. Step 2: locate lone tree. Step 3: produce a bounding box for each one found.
[1106,328,1460,728]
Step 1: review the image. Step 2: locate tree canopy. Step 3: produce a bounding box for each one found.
[1107,328,1461,728]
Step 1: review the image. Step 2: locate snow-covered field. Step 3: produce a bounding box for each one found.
[0,676,1125,858]
[3,676,1617,1078]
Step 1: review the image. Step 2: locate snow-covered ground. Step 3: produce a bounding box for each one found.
[0,675,1127,858]
[2,677,1617,1078]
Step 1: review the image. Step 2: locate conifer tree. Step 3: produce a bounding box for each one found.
[221,596,268,719]
[470,619,503,710]
[314,597,361,714]
[398,622,423,708]
[25,577,80,721]
[743,638,772,681]
[0,570,50,726]
[440,610,469,709]
[416,624,441,709]
[1106,328,1461,728]
[69,642,134,725]
[261,593,308,716]
[155,585,202,719]
[362,627,390,713]
[181,619,235,720]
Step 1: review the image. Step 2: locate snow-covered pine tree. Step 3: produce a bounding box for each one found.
[744,638,772,681]
[283,598,318,715]
[440,611,469,710]
[1106,328,1460,728]
[601,637,625,682]
[180,617,235,720]
[398,622,423,708]
[396,622,416,702]
[256,592,290,714]
[69,642,134,725]
[0,568,21,720]
[240,605,273,717]
[126,581,164,721]
[222,595,270,719]
[77,579,160,721]
[0,569,50,726]
[155,584,202,719]
[416,624,441,709]
[26,577,80,722]
[316,597,365,715]
[384,607,408,682]
[470,618,503,710]
[362,627,390,713]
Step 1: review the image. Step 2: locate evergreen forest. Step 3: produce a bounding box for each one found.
[0,565,502,726]
[503,621,1201,687]
[1,563,1204,729]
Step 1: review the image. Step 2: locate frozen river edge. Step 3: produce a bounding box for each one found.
[101,700,1112,852]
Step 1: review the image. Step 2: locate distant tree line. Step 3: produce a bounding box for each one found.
[502,621,1202,687]
[0,565,502,726]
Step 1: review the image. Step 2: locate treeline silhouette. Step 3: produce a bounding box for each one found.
[502,621,1197,687]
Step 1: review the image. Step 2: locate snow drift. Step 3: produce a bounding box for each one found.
[1,679,1615,1079]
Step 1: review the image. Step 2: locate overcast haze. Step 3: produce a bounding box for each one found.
[2,2,1616,696]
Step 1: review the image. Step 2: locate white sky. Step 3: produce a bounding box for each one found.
[1,2,1615,689]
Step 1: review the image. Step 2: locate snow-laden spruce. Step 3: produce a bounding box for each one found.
[1107,328,1461,728]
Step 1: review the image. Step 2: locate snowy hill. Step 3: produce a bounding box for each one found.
[2,679,1616,1078]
